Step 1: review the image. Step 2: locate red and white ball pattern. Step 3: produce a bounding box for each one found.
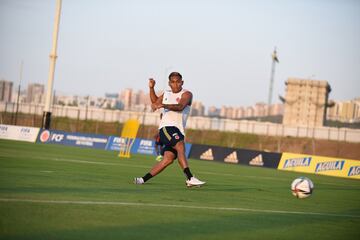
[291,177,314,199]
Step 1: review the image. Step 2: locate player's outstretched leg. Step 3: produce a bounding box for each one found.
[173,141,206,187]
[134,151,175,184]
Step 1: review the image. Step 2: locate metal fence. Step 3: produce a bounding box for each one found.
[1,102,359,143]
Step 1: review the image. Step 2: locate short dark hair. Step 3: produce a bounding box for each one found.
[168,72,182,80]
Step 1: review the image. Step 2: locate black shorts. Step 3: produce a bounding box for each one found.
[158,126,183,159]
[160,145,178,159]
[159,126,184,147]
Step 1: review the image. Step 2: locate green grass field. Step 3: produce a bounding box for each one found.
[0,139,359,240]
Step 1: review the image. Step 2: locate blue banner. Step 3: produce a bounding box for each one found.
[37,129,109,149]
[36,129,192,158]
[106,136,192,158]
[105,136,128,152]
[132,138,157,155]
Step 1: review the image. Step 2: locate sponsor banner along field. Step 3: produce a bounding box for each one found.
[105,136,192,158]
[37,129,193,158]
[0,124,40,143]
[189,144,282,169]
[37,129,109,149]
[278,152,360,180]
[131,138,192,158]
[10,125,359,180]
[105,136,136,153]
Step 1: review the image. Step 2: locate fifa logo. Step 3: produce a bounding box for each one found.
[113,137,126,144]
[20,128,31,133]
[0,125,8,132]
[140,140,152,147]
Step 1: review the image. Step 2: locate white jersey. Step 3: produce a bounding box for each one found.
[159,89,191,135]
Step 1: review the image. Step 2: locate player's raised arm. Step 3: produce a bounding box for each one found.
[151,94,164,111]
[149,78,159,104]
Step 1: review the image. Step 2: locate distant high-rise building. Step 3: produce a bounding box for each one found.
[254,102,267,117]
[355,99,360,122]
[245,106,255,118]
[120,89,133,110]
[0,80,13,102]
[105,93,119,99]
[269,103,284,116]
[207,106,220,117]
[340,101,357,122]
[234,107,245,119]
[119,89,150,111]
[220,106,234,119]
[327,98,360,123]
[136,90,150,106]
[26,83,45,104]
[282,78,331,127]
[191,101,205,116]
[131,90,140,106]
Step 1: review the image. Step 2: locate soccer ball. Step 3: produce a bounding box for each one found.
[291,177,314,199]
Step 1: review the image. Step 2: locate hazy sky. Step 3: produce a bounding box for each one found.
[1,0,359,108]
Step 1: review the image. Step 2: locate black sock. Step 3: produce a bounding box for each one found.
[142,173,153,183]
[183,167,193,180]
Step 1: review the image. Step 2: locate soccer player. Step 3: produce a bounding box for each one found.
[134,72,205,187]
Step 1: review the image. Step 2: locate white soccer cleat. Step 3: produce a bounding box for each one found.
[134,177,144,185]
[186,177,206,187]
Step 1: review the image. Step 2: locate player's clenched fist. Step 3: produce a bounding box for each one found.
[149,78,156,88]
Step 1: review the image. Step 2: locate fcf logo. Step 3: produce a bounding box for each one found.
[40,130,64,142]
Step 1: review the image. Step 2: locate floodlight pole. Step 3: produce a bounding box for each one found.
[267,47,279,115]
[14,61,24,125]
[42,0,62,129]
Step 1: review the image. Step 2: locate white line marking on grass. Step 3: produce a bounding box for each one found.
[36,156,150,169]
[0,198,359,219]
[199,171,287,181]
[51,158,149,168]
[198,171,360,187]
[0,154,150,169]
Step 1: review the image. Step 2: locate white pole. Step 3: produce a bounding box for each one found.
[13,61,24,125]
[42,0,62,129]
[267,47,279,115]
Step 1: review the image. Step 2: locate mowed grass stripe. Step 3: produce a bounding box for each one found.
[1,197,359,218]
[1,149,359,188]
